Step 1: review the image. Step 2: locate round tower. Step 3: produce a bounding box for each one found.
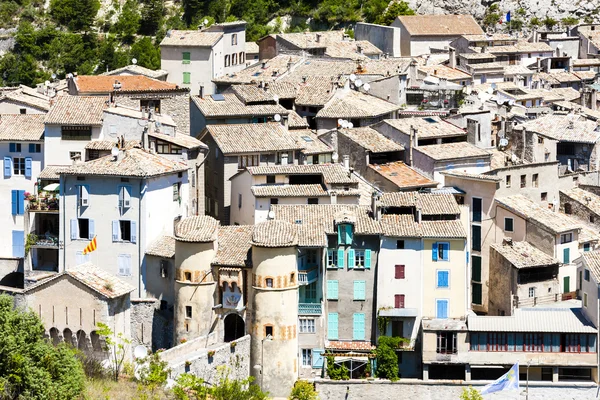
[173,216,219,344]
[249,220,299,398]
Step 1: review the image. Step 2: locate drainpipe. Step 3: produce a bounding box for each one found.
[138,178,145,298]
[61,174,66,273]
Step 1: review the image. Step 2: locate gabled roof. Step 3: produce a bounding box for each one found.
[316,90,400,119]
[380,192,461,215]
[252,184,329,198]
[229,84,275,103]
[490,240,559,269]
[468,308,596,333]
[288,129,332,154]
[338,127,404,153]
[101,64,169,80]
[287,111,310,129]
[149,131,207,150]
[367,161,437,190]
[246,163,357,184]
[39,165,69,180]
[191,93,288,119]
[84,140,138,151]
[62,148,188,178]
[73,75,181,94]
[516,114,599,144]
[45,96,107,125]
[245,41,259,54]
[561,187,600,215]
[415,142,490,161]
[201,123,302,155]
[377,117,466,139]
[0,89,50,111]
[0,114,45,141]
[213,225,253,267]
[380,214,466,238]
[396,15,483,36]
[251,220,298,247]
[146,235,176,259]
[159,30,223,47]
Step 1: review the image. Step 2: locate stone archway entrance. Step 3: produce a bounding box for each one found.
[223,313,245,342]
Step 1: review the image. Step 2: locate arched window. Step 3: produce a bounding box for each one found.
[564,203,572,214]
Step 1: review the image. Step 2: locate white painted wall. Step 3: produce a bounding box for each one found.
[432,160,491,187]
[0,100,46,115]
[161,45,216,96]
[45,125,103,166]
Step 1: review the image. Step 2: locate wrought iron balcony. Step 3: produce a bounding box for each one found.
[298,302,322,315]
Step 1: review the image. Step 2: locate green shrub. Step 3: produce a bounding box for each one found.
[375,336,404,381]
[289,380,318,400]
[326,356,349,380]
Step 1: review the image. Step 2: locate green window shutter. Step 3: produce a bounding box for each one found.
[345,224,353,244]
[348,249,355,269]
[182,52,191,63]
[337,249,345,268]
[563,248,570,264]
[354,280,366,300]
[472,256,482,282]
[353,313,365,340]
[337,225,343,245]
[472,283,482,305]
[327,280,338,300]
[364,249,372,269]
[183,72,191,84]
[328,313,338,340]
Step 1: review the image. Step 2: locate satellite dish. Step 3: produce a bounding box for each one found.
[111,146,119,159]
[486,87,494,95]
[499,138,509,147]
[347,122,354,129]
[268,210,275,219]
[349,74,357,82]
[204,19,209,25]
[51,73,56,80]
[134,345,148,359]
[491,83,497,90]
[355,79,363,88]
[274,114,281,122]
[337,118,344,126]
[132,58,137,65]
[341,121,349,128]
[44,80,50,86]
[332,152,339,162]
[557,43,563,49]
[363,83,370,92]
[273,94,279,103]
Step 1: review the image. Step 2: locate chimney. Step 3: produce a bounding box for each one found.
[287,57,294,71]
[281,153,288,166]
[142,127,149,150]
[199,85,204,98]
[330,191,337,204]
[357,44,363,55]
[592,89,598,111]
[371,192,382,221]
[449,47,456,69]
[568,57,573,73]
[71,152,82,165]
[536,57,541,73]
[408,60,418,85]
[261,62,267,69]
[409,125,418,165]
[342,155,350,171]
[545,60,551,73]
[316,33,321,43]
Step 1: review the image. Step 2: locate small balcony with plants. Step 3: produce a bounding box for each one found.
[25,192,59,213]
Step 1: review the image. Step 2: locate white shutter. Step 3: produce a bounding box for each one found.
[79,185,89,206]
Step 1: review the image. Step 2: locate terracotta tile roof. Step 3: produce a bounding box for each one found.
[84,140,138,151]
[146,235,176,258]
[527,88,580,103]
[101,64,169,79]
[103,106,176,126]
[74,75,180,94]
[496,194,581,234]
[62,148,188,177]
[277,30,346,50]
[488,41,553,54]
[251,220,298,247]
[268,81,298,99]
[442,170,501,182]
[39,165,69,180]
[149,131,207,150]
[561,188,600,215]
[324,40,382,60]
[287,111,310,129]
[326,341,375,351]
[252,184,329,198]
[582,250,600,282]
[368,162,437,189]
[289,129,333,155]
[516,114,599,144]
[67,262,135,299]
[191,94,288,119]
[380,214,420,237]
[379,117,466,139]
[578,224,600,244]
[491,240,559,269]
[202,123,303,155]
[316,90,400,119]
[293,77,336,107]
[380,192,461,215]
[245,42,259,54]
[213,225,253,267]
[535,71,581,84]
[229,84,275,103]
[415,142,491,161]
[45,96,107,125]
[396,15,483,36]
[214,55,304,85]
[0,114,45,141]
[339,127,404,153]
[419,220,466,238]
[247,164,356,184]
[160,30,223,47]
[552,101,600,120]
[175,215,219,242]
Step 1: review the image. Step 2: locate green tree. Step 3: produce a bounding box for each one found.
[50,0,100,31]
[140,0,165,35]
[131,37,161,70]
[543,16,558,29]
[460,386,484,400]
[97,35,131,73]
[313,0,361,26]
[0,294,85,399]
[112,0,141,43]
[375,336,404,381]
[529,16,542,27]
[46,32,98,76]
[326,356,349,380]
[561,16,579,26]
[289,380,318,400]
[375,1,415,26]
[96,322,131,381]
[136,351,171,397]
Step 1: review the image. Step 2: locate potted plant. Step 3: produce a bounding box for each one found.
[230,341,237,349]
[207,350,215,358]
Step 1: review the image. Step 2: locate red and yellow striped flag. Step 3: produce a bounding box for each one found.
[83,236,97,255]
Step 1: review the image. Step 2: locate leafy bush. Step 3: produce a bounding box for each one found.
[289,380,318,400]
[174,366,268,400]
[326,356,349,380]
[375,336,403,381]
[543,16,558,29]
[460,386,483,400]
[561,16,579,26]
[50,0,100,31]
[375,1,415,26]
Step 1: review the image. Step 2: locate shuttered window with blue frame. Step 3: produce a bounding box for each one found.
[312,349,324,368]
[353,280,366,300]
[326,280,338,300]
[432,242,450,261]
[11,190,25,215]
[12,230,24,258]
[353,313,365,340]
[563,248,570,264]
[337,249,344,268]
[24,157,32,178]
[365,249,371,269]
[337,224,353,245]
[348,249,355,269]
[327,313,338,340]
[4,157,11,177]
[437,270,449,288]
[436,299,449,319]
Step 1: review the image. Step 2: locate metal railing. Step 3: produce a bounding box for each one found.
[298,303,322,315]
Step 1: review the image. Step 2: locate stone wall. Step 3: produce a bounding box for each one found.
[314,380,597,400]
[559,191,600,230]
[160,333,250,385]
[130,298,173,351]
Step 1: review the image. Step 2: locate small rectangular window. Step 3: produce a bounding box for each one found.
[299,319,316,333]
[266,175,275,184]
[532,173,539,188]
[585,269,590,281]
[504,217,514,232]
[185,271,192,281]
[541,192,548,201]
[396,240,405,249]
[238,193,242,209]
[232,33,238,46]
[12,157,25,175]
[182,52,191,64]
[520,175,526,188]
[561,233,573,244]
[185,306,192,319]
[307,198,318,205]
[529,287,536,298]
[265,325,273,337]
[437,270,449,288]
[78,219,89,239]
[505,175,511,188]
[584,292,588,307]
[394,294,405,309]
[173,183,181,202]
[9,143,21,152]
[301,349,312,366]
[266,278,273,287]
[270,198,279,205]
[119,220,132,242]
[19,108,26,114]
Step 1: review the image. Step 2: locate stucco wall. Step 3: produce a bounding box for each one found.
[0,100,46,115]
[488,246,517,316]
[45,125,102,166]
[354,23,401,57]
[130,298,173,351]
[160,45,216,97]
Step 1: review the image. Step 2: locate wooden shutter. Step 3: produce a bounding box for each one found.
[347,249,355,269]
[327,313,338,340]
[364,249,371,269]
[70,219,78,240]
[337,249,344,268]
[24,157,32,178]
[395,265,405,279]
[112,221,120,242]
[11,190,18,216]
[12,230,24,258]
[88,219,95,239]
[432,242,438,261]
[312,349,324,368]
[4,157,11,177]
[354,280,366,300]
[353,313,365,340]
[131,221,137,244]
[327,280,338,300]
[394,294,405,309]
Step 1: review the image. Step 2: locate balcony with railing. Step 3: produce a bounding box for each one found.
[26,193,59,213]
[299,302,322,315]
[298,266,318,285]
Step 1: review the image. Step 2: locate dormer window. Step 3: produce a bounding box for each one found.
[337,223,353,245]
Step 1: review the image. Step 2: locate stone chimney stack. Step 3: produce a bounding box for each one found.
[449,47,456,69]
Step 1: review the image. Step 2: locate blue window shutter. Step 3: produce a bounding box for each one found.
[131,220,137,243]
[438,271,449,288]
[18,190,25,215]
[436,300,448,319]
[88,219,95,239]
[563,248,570,264]
[328,313,338,340]
[364,249,372,269]
[337,249,344,268]
[432,243,438,261]
[345,224,353,244]
[70,219,78,240]
[11,190,17,215]
[24,157,32,178]
[9,143,15,152]
[4,157,11,177]
[12,230,24,257]
[442,243,450,261]
[112,221,119,242]
[354,280,366,300]
[28,143,34,153]
[312,349,324,368]
[353,313,365,340]
[327,280,338,299]
[348,249,355,269]
[337,225,342,245]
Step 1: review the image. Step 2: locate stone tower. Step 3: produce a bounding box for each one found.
[249,220,299,398]
[173,216,219,344]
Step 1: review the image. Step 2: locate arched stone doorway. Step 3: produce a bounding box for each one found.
[223,313,245,342]
[76,330,88,351]
[49,327,60,345]
[63,328,74,347]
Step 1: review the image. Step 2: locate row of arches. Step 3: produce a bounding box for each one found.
[47,328,105,353]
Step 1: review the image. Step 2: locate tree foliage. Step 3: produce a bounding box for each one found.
[375,336,403,381]
[173,366,268,400]
[326,356,349,380]
[50,0,100,31]
[0,294,85,399]
[112,0,141,43]
[289,380,319,400]
[460,386,484,400]
[96,322,131,382]
[374,1,415,26]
